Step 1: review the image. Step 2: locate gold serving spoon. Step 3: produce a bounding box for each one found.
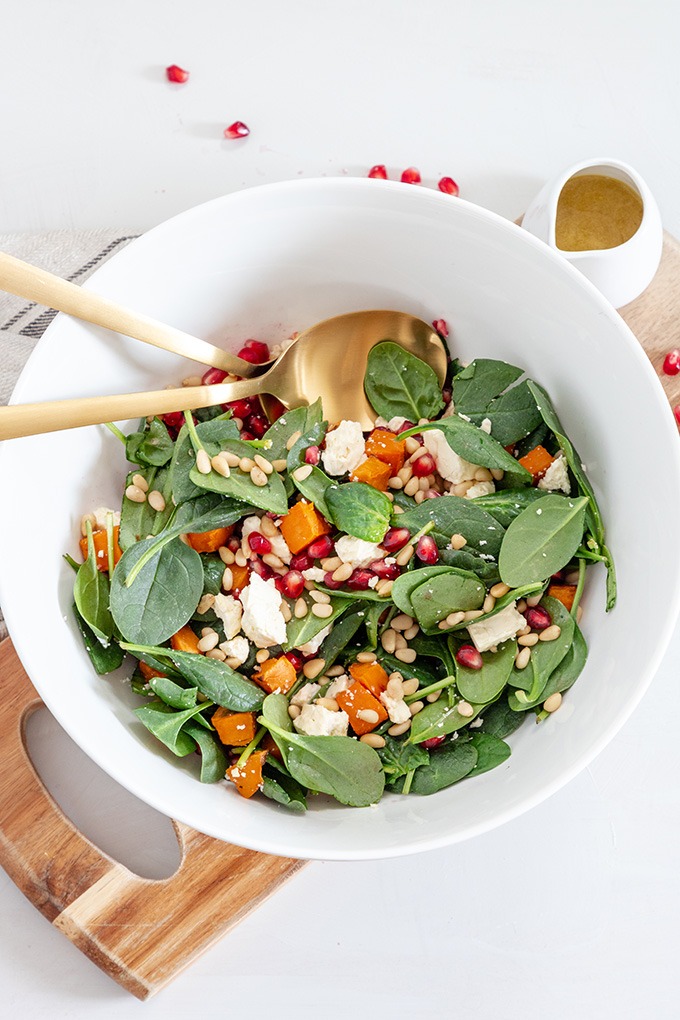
[0,310,448,439]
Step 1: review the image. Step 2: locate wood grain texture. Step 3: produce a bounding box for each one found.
[0,639,305,1000]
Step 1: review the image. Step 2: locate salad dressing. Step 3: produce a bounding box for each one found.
[555,174,643,252]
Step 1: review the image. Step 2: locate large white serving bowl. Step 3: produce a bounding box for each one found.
[1,178,678,861]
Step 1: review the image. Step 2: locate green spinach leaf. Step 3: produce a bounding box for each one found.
[377,736,429,784]
[189,437,288,515]
[283,596,353,652]
[123,644,265,711]
[472,379,542,446]
[126,417,174,467]
[499,494,588,587]
[364,341,444,421]
[184,721,228,783]
[472,487,545,528]
[148,675,198,709]
[393,740,478,794]
[453,359,524,413]
[73,604,124,674]
[479,699,528,739]
[391,565,454,615]
[397,496,505,559]
[409,568,486,631]
[74,527,114,646]
[134,699,211,756]
[466,732,511,777]
[325,481,392,542]
[456,638,517,703]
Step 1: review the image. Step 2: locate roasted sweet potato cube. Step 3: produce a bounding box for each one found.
[170,625,201,654]
[227,749,268,798]
[212,708,258,747]
[336,681,388,735]
[186,526,234,553]
[349,660,390,698]
[79,525,123,572]
[350,456,392,491]
[518,445,554,482]
[365,427,405,475]
[254,655,298,695]
[547,583,577,612]
[279,500,332,554]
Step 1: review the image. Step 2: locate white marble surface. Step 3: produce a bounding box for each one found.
[2,2,680,1017]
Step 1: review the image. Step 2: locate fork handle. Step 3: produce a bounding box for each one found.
[0,251,262,378]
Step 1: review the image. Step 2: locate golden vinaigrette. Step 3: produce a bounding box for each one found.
[555,174,643,252]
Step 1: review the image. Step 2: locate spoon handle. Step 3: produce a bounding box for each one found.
[0,377,270,440]
[0,251,263,378]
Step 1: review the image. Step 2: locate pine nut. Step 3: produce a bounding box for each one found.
[414,490,426,504]
[197,594,215,614]
[404,436,420,455]
[396,543,414,566]
[517,633,539,646]
[239,456,255,472]
[490,468,505,481]
[286,430,302,451]
[393,505,404,515]
[132,473,149,492]
[356,651,377,663]
[196,449,212,475]
[147,490,166,512]
[564,569,580,585]
[280,601,292,622]
[254,454,273,475]
[381,629,397,654]
[198,632,220,652]
[402,677,420,696]
[395,647,416,664]
[316,697,339,712]
[519,624,531,636]
[409,700,425,716]
[474,467,493,482]
[294,597,308,618]
[426,690,442,702]
[403,624,420,641]
[450,533,467,550]
[310,589,331,604]
[516,599,527,612]
[222,567,234,590]
[376,579,393,596]
[419,476,431,491]
[483,594,496,613]
[394,632,407,650]
[357,708,379,724]
[543,692,563,713]
[457,701,474,718]
[206,648,227,661]
[386,675,404,699]
[255,648,270,664]
[125,484,147,503]
[272,459,288,472]
[490,582,510,598]
[293,464,313,482]
[312,603,333,619]
[398,464,414,484]
[515,647,531,669]
[219,546,235,564]
[211,453,231,478]
[463,609,484,622]
[526,593,543,607]
[360,733,386,748]
[331,562,353,582]
[539,624,562,642]
[182,374,203,387]
[326,665,346,676]
[404,476,420,497]
[388,477,404,489]
[321,556,342,571]
[234,550,247,567]
[453,480,474,496]
[391,613,414,631]
[303,658,326,680]
[224,451,241,467]
[407,446,426,463]
[250,466,268,487]
[577,605,583,623]
[445,611,466,627]
[388,720,411,736]
[288,704,301,719]
[262,553,284,569]
[260,516,278,537]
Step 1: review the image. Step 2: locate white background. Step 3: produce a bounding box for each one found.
[2,2,680,1017]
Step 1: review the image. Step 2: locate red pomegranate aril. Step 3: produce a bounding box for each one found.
[250,559,275,580]
[201,367,228,386]
[401,167,421,185]
[442,387,452,405]
[285,651,304,672]
[224,121,250,140]
[368,559,400,580]
[248,532,272,555]
[323,571,345,590]
[525,606,552,631]
[416,535,439,565]
[267,397,287,421]
[432,318,449,338]
[279,570,305,599]
[438,176,459,197]
[307,534,334,559]
[304,445,320,465]
[663,348,680,375]
[456,645,483,670]
[674,405,680,427]
[397,420,416,434]
[166,64,189,83]
[290,552,313,572]
[247,414,269,438]
[346,569,374,591]
[237,340,270,364]
[162,411,185,429]
[226,399,255,420]
[412,453,436,477]
[239,429,255,441]
[382,526,411,552]
[368,164,388,179]
[228,536,241,552]
[421,735,446,750]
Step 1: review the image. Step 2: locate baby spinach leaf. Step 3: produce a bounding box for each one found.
[135,646,265,712]
[397,496,505,559]
[479,699,528,739]
[325,481,392,542]
[409,697,484,743]
[110,537,204,645]
[262,759,308,811]
[126,417,174,467]
[453,359,524,414]
[456,638,517,704]
[364,341,444,422]
[441,582,543,634]
[402,419,531,485]
[499,494,588,588]
[466,732,511,777]
[261,692,293,732]
[184,721,228,783]
[391,565,454,615]
[380,653,442,690]
[317,607,368,668]
[134,699,211,757]
[148,675,198,709]
[283,596,353,652]
[189,437,289,515]
[73,605,124,674]
[262,721,385,807]
[291,465,334,520]
[509,622,587,712]
[364,601,387,650]
[472,380,542,447]
[516,597,575,705]
[377,736,429,784]
[171,419,240,505]
[201,555,227,597]
[262,402,318,462]
[393,740,478,795]
[409,569,485,631]
[438,546,500,586]
[408,633,456,676]
[472,487,545,528]
[119,465,173,550]
[285,401,326,470]
[74,528,113,646]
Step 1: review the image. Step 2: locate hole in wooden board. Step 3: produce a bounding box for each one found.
[25,708,182,880]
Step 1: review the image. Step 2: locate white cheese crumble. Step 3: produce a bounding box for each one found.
[335,535,384,567]
[240,514,292,563]
[480,418,492,434]
[293,704,349,737]
[380,691,411,725]
[239,573,288,648]
[467,602,527,653]
[326,674,351,698]
[290,682,320,706]
[297,623,332,655]
[465,480,495,499]
[93,506,121,529]
[422,429,479,484]
[537,453,571,494]
[213,593,243,639]
[302,566,326,582]
[321,419,366,476]
[219,635,250,666]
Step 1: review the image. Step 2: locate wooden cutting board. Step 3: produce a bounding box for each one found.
[0,232,678,1000]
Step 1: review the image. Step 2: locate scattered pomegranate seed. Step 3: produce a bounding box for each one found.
[438,176,459,197]
[285,651,304,672]
[267,397,287,421]
[368,164,388,179]
[290,552,313,572]
[237,340,270,364]
[250,559,275,580]
[224,121,250,140]
[279,570,305,599]
[346,569,375,591]
[304,446,321,466]
[228,536,241,552]
[248,532,272,555]
[416,535,439,565]
[246,414,269,438]
[397,420,416,434]
[674,405,680,427]
[226,398,257,420]
[166,65,189,84]
[442,387,452,405]
[239,429,255,441]
[421,735,446,750]
[307,535,334,559]
[456,645,483,670]
[663,349,680,375]
[525,606,552,631]
[201,367,228,386]
[323,571,345,590]
[401,167,421,185]
[411,453,436,478]
[432,319,449,338]
[367,559,401,580]
[382,527,411,552]
[162,410,185,429]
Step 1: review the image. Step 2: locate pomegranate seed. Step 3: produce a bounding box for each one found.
[267,397,286,421]
[228,536,241,552]
[674,405,680,427]
[367,559,400,580]
[304,445,320,466]
[442,387,452,405]
[162,411,185,429]
[346,569,374,591]
[663,348,680,375]
[248,532,272,555]
[226,398,257,420]
[397,420,416,434]
[382,527,411,552]
[201,367,227,386]
[421,735,446,750]
[525,606,552,631]
[280,570,305,599]
[368,164,388,179]
[438,176,459,197]
[285,651,304,672]
[432,319,449,338]
[401,167,421,185]
[242,339,270,363]
[166,64,189,84]
[224,121,250,140]
[290,552,313,572]
[416,535,439,565]
[250,559,275,580]
[424,489,441,499]
[247,414,269,438]
[323,571,345,590]
[307,535,334,559]
[412,453,436,477]
[456,645,483,670]
[239,429,255,441]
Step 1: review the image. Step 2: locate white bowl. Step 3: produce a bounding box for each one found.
[1,178,678,861]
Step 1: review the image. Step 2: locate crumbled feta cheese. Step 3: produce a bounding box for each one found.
[335,535,384,566]
[368,576,379,588]
[380,692,411,725]
[290,682,320,706]
[239,514,290,562]
[537,453,571,495]
[321,419,366,476]
[465,480,495,499]
[93,506,121,529]
[326,674,350,698]
[373,415,407,432]
[302,567,326,582]
[213,593,243,639]
[467,602,527,653]
[297,623,332,655]
[422,429,479,484]
[239,573,288,648]
[219,635,250,666]
[240,515,262,545]
[293,704,349,737]
[480,418,492,434]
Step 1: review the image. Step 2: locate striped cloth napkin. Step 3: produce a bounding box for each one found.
[0,229,137,641]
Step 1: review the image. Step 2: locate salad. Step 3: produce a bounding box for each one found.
[68,328,615,810]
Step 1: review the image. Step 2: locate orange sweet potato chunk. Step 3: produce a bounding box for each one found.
[365,428,405,475]
[227,749,268,799]
[79,526,123,573]
[170,625,201,654]
[212,708,257,747]
[254,655,298,695]
[348,660,390,699]
[186,526,234,553]
[336,681,388,735]
[230,561,250,592]
[547,583,577,612]
[350,456,392,491]
[139,661,166,681]
[279,500,331,554]
[518,445,554,482]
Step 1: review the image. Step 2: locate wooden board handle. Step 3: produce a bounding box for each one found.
[0,640,304,999]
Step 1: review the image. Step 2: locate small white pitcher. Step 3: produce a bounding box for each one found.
[522,158,663,308]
